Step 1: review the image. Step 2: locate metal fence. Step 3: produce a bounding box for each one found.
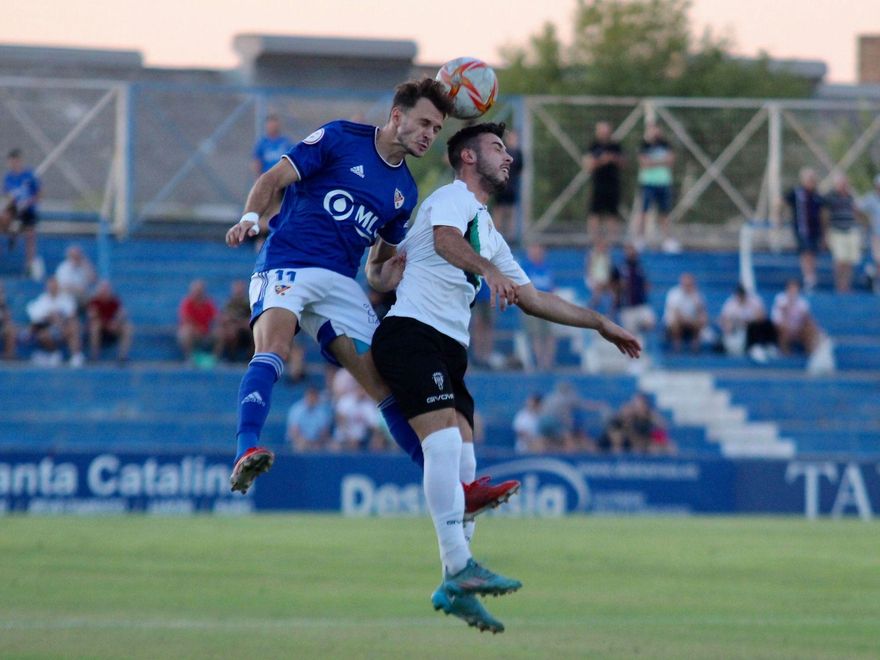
[521,95,880,244]
[1,77,878,245]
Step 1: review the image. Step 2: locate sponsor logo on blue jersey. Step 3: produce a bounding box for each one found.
[323,189,382,240]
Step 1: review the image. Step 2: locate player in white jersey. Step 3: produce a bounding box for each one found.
[223,80,519,521]
[370,123,641,633]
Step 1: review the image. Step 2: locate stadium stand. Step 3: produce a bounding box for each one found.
[0,236,878,457]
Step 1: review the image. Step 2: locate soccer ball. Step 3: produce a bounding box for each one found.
[435,57,498,120]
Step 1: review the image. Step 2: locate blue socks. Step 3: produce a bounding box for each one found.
[379,395,424,468]
[235,352,284,461]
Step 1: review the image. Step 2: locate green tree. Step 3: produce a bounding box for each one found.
[499,0,811,98]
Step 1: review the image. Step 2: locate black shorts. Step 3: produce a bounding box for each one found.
[589,185,621,215]
[371,315,475,430]
[17,206,38,228]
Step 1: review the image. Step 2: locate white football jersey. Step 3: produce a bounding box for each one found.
[386,179,529,346]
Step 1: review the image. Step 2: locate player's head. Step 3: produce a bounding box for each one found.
[94,279,114,299]
[45,276,59,295]
[264,114,282,137]
[7,148,22,171]
[388,78,454,158]
[595,121,612,141]
[799,167,818,189]
[447,122,512,194]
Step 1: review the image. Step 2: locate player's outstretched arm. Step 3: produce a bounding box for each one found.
[516,284,641,358]
[365,240,405,292]
[433,226,518,310]
[226,159,299,247]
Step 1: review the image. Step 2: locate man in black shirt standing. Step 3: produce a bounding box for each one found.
[584,121,624,242]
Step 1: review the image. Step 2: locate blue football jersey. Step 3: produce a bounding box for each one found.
[253,135,293,173]
[3,169,40,209]
[254,121,418,279]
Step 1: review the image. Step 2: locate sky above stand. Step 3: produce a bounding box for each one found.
[3,0,878,83]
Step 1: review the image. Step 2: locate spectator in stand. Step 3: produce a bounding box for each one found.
[513,393,544,454]
[493,128,523,243]
[468,284,499,369]
[584,237,613,311]
[611,242,656,337]
[0,281,17,359]
[824,173,861,293]
[286,385,334,452]
[213,279,253,362]
[332,382,382,452]
[25,276,84,367]
[664,272,708,352]
[2,149,43,279]
[783,167,825,292]
[598,405,630,454]
[86,280,133,363]
[250,114,294,251]
[177,279,217,362]
[538,381,601,453]
[252,113,293,177]
[624,393,676,455]
[634,124,678,253]
[600,393,675,455]
[521,243,558,370]
[718,283,777,362]
[856,173,880,293]
[771,279,822,357]
[55,244,97,311]
[284,337,307,384]
[583,121,624,242]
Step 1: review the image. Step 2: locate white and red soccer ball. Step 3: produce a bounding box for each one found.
[435,57,499,120]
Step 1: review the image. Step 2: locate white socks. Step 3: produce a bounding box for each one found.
[460,441,477,544]
[423,428,471,575]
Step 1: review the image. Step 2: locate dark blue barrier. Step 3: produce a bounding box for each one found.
[1,452,878,519]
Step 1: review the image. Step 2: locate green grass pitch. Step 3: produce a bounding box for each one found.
[1,515,878,659]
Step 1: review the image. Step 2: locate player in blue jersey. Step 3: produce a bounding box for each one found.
[2,149,41,278]
[224,79,519,517]
[251,114,293,177]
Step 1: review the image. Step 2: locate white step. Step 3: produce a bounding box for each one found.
[673,406,746,426]
[721,440,796,458]
[655,390,731,409]
[640,372,714,392]
[709,422,780,444]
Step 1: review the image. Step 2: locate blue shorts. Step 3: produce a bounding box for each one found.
[641,185,672,213]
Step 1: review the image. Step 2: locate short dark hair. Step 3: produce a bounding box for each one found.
[391,78,455,117]
[446,122,507,170]
[7,148,21,159]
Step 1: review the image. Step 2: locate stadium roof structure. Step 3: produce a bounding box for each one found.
[233,34,417,62]
[232,34,419,91]
[0,44,144,79]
